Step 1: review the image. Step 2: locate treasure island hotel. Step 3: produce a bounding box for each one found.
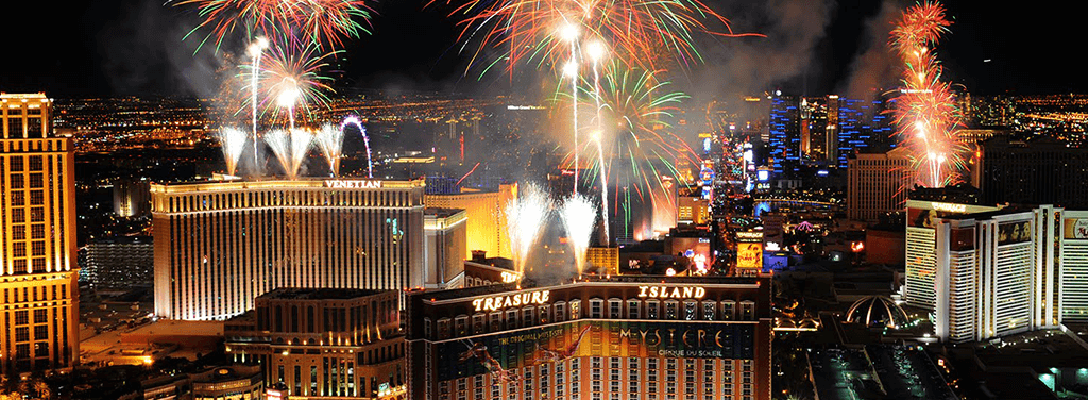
[406,276,773,400]
[152,178,426,320]
[0,93,79,374]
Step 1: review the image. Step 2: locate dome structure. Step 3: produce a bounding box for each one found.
[844,296,908,329]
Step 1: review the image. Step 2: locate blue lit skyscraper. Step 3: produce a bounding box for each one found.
[768,92,800,175]
[835,97,894,168]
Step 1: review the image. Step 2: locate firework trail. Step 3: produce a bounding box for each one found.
[174,0,375,52]
[586,39,608,243]
[561,24,580,196]
[265,128,314,179]
[340,116,373,178]
[216,127,249,176]
[314,123,345,176]
[505,183,552,286]
[890,1,967,187]
[248,37,269,166]
[559,195,597,277]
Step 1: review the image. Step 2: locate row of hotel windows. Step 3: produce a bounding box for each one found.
[438,358,755,400]
[3,285,69,303]
[425,299,756,339]
[162,188,418,213]
[0,139,65,152]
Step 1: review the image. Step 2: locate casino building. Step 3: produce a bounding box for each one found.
[152,178,425,320]
[405,276,772,400]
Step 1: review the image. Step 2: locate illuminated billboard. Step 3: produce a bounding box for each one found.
[997,221,1032,245]
[737,243,763,270]
[433,320,755,384]
[1065,218,1088,239]
[763,252,787,272]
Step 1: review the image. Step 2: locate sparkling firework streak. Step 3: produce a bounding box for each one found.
[174,0,375,52]
[559,195,597,277]
[248,37,269,166]
[265,128,314,179]
[340,116,373,178]
[890,1,967,187]
[216,127,248,176]
[505,183,552,285]
[314,123,345,176]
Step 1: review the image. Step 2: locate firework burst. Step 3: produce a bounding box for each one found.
[570,65,695,243]
[256,37,340,126]
[433,0,757,78]
[890,1,967,187]
[174,0,375,52]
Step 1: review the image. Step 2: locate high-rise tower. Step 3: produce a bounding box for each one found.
[0,92,80,374]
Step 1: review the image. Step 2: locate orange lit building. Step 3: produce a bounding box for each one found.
[0,92,80,374]
[677,196,711,225]
[424,184,515,260]
[585,247,619,275]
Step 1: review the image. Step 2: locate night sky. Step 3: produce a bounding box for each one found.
[1,0,1083,98]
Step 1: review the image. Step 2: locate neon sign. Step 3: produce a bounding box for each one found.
[930,202,966,213]
[638,286,706,299]
[324,180,382,189]
[473,290,550,312]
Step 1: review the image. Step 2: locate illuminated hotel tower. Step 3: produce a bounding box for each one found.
[152,179,426,320]
[0,92,80,374]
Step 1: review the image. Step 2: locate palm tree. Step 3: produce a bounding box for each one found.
[33,381,51,400]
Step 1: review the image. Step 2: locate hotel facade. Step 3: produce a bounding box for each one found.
[152,178,426,320]
[0,92,80,374]
[905,198,1088,342]
[405,277,773,400]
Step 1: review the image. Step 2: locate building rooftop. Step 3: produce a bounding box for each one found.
[191,365,261,384]
[259,287,393,301]
[424,207,465,218]
[416,275,766,302]
[88,235,152,245]
[150,177,425,193]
